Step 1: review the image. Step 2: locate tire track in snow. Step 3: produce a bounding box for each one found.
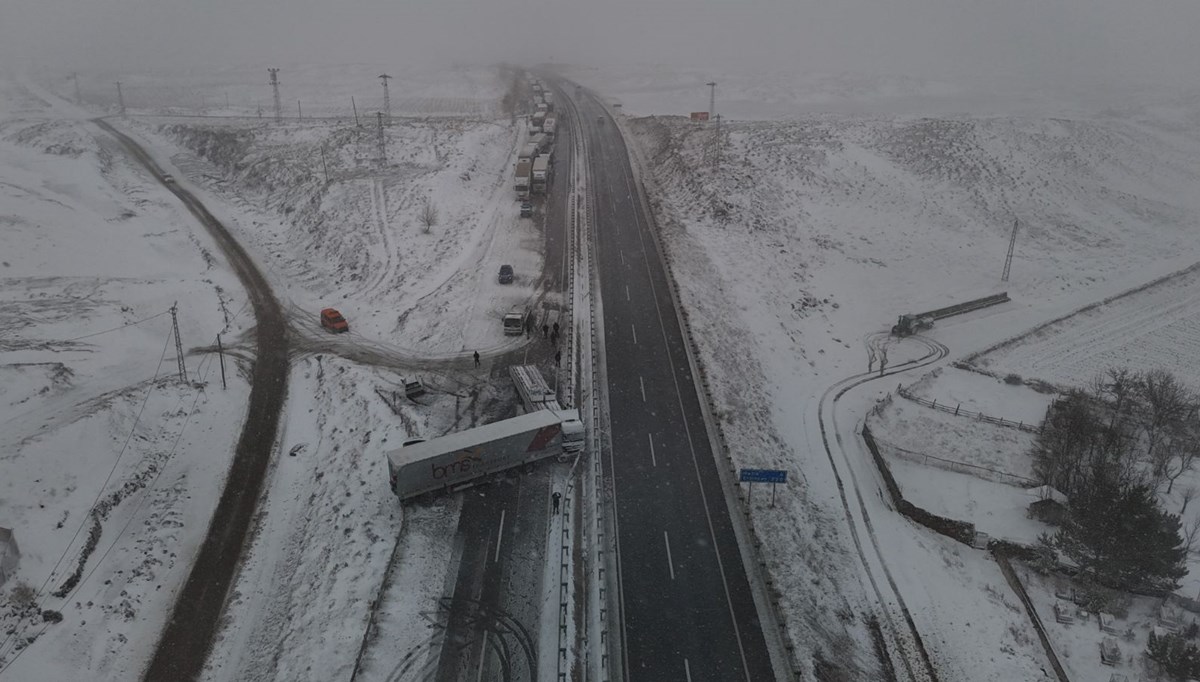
[816,333,947,682]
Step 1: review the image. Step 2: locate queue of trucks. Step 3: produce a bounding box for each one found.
[514,81,557,200]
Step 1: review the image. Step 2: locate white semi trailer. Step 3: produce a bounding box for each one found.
[532,156,550,194]
[386,409,584,501]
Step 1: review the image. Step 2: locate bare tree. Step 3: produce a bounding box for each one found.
[1137,370,1195,481]
[1183,515,1200,561]
[1162,428,1200,495]
[1180,485,1199,516]
[419,199,439,234]
[1091,367,1140,432]
[877,345,888,377]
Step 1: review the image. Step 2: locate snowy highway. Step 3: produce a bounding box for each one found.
[563,87,781,681]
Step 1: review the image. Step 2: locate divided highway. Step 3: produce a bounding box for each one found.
[563,92,778,681]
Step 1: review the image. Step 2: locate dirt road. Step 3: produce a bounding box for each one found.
[91,119,291,682]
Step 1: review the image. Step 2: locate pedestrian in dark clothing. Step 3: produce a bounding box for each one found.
[555,349,562,367]
[552,322,560,336]
[550,330,558,346]
[552,491,561,514]
[542,324,549,338]
[473,350,480,368]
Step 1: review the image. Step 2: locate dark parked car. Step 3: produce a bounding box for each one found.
[498,264,514,284]
[520,202,533,217]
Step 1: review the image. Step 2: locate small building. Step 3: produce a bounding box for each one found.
[1027,485,1069,525]
[1100,636,1121,666]
[1054,601,1075,624]
[0,527,18,588]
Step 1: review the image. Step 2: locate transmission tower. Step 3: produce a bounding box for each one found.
[115,81,125,115]
[376,112,387,165]
[1001,218,1019,282]
[379,74,392,126]
[171,303,187,382]
[268,68,282,123]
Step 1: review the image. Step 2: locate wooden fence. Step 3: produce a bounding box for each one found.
[898,384,1042,434]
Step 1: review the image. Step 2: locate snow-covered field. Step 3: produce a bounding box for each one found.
[0,80,251,679]
[8,56,1200,682]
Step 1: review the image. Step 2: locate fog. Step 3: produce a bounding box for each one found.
[4,0,1200,89]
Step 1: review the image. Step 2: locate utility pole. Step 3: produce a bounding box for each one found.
[706,81,717,119]
[268,68,282,123]
[216,334,227,389]
[171,303,187,383]
[351,96,360,126]
[297,99,302,120]
[72,72,82,105]
[376,112,387,165]
[1001,218,1019,282]
[320,144,329,183]
[378,74,392,126]
[115,81,125,116]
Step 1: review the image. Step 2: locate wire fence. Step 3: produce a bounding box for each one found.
[897,384,1042,434]
[871,432,1039,488]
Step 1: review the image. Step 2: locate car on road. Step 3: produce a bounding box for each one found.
[596,116,604,124]
[320,307,349,333]
[498,264,514,284]
[520,202,533,217]
[162,174,175,184]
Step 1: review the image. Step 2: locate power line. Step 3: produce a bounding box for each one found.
[0,328,173,665]
[62,309,170,342]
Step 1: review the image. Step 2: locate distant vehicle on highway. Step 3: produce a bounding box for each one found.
[162,174,175,183]
[320,307,349,333]
[596,115,604,124]
[520,202,533,217]
[498,264,514,284]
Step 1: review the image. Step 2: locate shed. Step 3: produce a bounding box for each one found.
[1027,485,1069,525]
[0,527,18,588]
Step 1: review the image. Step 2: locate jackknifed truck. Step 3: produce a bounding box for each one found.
[386,409,584,501]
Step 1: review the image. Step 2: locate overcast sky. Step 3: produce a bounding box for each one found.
[4,0,1200,89]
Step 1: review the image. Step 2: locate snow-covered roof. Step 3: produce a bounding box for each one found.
[1028,485,1068,505]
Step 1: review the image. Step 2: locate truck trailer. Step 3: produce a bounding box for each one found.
[386,409,584,501]
[515,159,532,199]
[543,115,557,136]
[532,156,550,194]
[530,111,546,133]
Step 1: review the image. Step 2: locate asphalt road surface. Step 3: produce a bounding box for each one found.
[93,119,292,682]
[565,92,777,681]
[431,95,576,682]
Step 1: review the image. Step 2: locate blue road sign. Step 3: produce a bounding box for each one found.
[739,468,787,484]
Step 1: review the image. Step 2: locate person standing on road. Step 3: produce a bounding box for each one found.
[552,491,561,514]
[555,349,561,367]
[473,350,480,368]
[542,323,549,338]
[550,330,558,346]
[552,321,559,337]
